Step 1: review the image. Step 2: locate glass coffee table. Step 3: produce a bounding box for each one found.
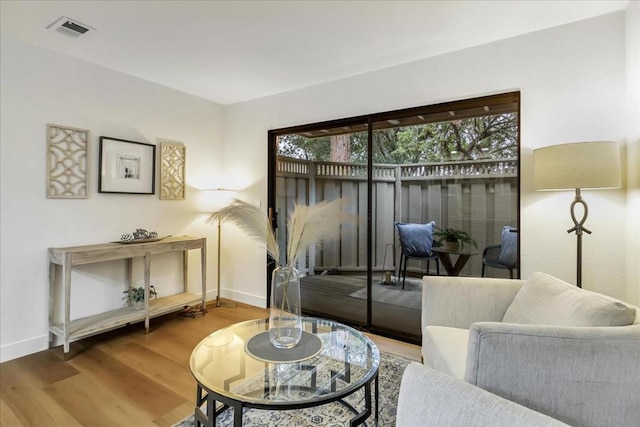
[190,317,380,426]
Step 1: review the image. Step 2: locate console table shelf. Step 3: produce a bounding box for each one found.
[49,236,207,357]
[49,292,203,342]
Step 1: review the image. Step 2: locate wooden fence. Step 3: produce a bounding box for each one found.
[276,156,518,278]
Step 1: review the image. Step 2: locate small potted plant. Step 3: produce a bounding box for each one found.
[123,285,157,310]
[433,227,478,252]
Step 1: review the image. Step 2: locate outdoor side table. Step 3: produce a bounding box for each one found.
[189,317,380,427]
[431,246,479,276]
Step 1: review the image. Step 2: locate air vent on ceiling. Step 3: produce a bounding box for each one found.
[47,16,96,38]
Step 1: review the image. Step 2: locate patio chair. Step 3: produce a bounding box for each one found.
[395,221,440,289]
[481,226,518,278]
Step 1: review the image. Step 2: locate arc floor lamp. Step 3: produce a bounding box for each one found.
[202,188,237,308]
[533,141,621,288]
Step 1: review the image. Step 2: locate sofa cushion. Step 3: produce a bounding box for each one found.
[397,363,571,427]
[502,272,636,326]
[422,326,469,380]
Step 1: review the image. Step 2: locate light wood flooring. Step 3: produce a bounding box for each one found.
[0,301,420,427]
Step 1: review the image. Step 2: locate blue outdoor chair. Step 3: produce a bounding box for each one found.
[481,226,518,278]
[395,221,440,289]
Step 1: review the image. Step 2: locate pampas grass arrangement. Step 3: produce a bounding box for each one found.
[207,198,350,268]
[208,197,352,347]
[207,199,280,263]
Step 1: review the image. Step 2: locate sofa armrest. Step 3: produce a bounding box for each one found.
[422,276,524,329]
[397,362,568,426]
[465,322,640,427]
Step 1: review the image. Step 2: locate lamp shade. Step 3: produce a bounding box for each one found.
[533,141,621,191]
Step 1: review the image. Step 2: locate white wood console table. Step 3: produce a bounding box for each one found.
[48,236,207,357]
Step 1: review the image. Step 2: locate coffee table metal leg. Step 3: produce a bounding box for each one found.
[348,379,375,426]
[194,383,209,426]
[232,402,242,427]
[375,373,379,424]
[194,386,244,427]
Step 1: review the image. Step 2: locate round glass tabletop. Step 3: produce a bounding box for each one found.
[189,317,380,408]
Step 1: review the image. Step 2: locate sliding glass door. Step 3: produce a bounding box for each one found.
[270,120,371,327]
[268,92,520,343]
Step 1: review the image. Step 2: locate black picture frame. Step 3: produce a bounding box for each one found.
[98,136,156,194]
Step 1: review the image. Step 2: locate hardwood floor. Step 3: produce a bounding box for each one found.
[0,301,420,426]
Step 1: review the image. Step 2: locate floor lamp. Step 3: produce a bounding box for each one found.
[533,141,621,288]
[202,188,237,308]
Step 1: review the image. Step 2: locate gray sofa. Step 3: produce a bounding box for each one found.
[397,363,570,426]
[398,272,640,426]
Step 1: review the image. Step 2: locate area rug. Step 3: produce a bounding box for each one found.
[174,352,413,426]
[348,278,422,310]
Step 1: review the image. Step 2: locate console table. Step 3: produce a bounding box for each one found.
[49,236,207,357]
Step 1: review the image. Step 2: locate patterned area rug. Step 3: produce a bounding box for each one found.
[348,277,422,310]
[175,351,412,426]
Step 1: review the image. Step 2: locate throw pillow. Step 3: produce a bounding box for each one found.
[395,221,436,257]
[502,272,636,326]
[497,226,517,266]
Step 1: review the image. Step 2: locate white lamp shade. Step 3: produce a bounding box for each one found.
[200,188,237,212]
[533,141,621,191]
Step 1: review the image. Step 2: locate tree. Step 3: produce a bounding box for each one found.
[277,113,518,163]
[430,114,518,161]
[330,134,350,162]
[277,134,331,161]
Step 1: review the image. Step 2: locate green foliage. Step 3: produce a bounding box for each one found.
[122,285,157,304]
[277,113,518,163]
[277,135,332,161]
[433,227,478,249]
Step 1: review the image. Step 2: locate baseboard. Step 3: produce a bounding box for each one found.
[1,291,265,363]
[1,334,50,363]
[220,288,266,309]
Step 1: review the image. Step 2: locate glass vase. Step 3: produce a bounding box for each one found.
[269,266,302,349]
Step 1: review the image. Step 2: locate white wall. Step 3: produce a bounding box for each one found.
[625,0,640,306]
[0,37,225,362]
[223,11,638,306]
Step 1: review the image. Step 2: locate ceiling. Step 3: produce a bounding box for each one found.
[0,1,629,105]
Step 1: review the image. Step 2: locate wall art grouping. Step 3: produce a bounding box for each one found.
[47,124,89,199]
[46,124,187,199]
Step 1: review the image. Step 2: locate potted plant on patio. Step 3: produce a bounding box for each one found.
[433,227,478,252]
[123,285,158,310]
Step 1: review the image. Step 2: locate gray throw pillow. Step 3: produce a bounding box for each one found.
[497,226,517,266]
[502,272,636,326]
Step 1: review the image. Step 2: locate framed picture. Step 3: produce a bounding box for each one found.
[159,141,186,200]
[98,137,156,194]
